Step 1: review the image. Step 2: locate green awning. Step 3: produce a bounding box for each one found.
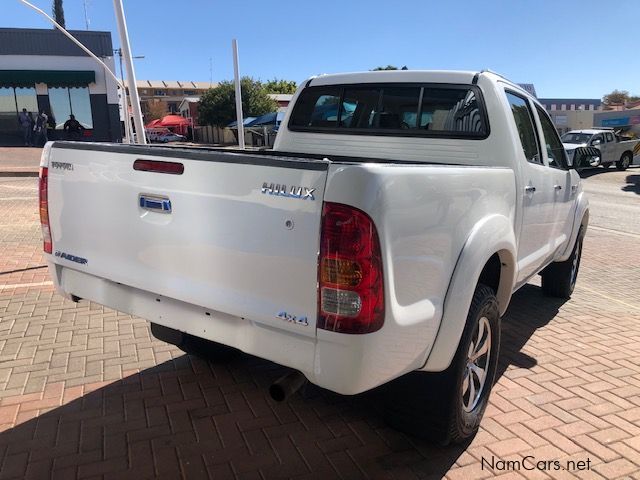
[0,70,95,87]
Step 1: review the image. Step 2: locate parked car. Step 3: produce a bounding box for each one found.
[145,127,171,143]
[40,70,595,444]
[157,132,186,143]
[562,128,639,170]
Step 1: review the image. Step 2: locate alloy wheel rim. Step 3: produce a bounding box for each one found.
[462,316,491,413]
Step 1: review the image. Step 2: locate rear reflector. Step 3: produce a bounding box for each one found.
[38,167,52,254]
[133,159,184,175]
[318,202,384,334]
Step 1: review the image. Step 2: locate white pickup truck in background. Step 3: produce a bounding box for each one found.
[40,70,596,444]
[562,128,640,170]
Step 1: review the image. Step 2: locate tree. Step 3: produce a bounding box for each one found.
[198,77,277,127]
[264,79,298,94]
[602,89,640,107]
[52,0,66,28]
[372,65,398,71]
[372,65,408,71]
[145,101,167,122]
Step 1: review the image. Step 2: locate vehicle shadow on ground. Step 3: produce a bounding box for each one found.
[622,174,640,194]
[578,167,611,179]
[0,285,567,479]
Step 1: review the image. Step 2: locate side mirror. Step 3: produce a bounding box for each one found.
[572,146,601,170]
[591,139,601,146]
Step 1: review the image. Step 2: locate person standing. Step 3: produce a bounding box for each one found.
[18,108,33,146]
[34,111,49,146]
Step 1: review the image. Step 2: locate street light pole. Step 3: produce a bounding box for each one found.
[112,0,146,144]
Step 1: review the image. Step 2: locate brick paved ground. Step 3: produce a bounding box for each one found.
[0,148,41,175]
[0,166,639,479]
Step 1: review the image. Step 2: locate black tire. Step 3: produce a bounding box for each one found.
[616,153,632,171]
[384,284,500,445]
[150,323,239,361]
[541,226,584,298]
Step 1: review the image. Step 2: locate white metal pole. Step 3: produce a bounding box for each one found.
[117,49,131,144]
[112,0,146,144]
[232,39,245,149]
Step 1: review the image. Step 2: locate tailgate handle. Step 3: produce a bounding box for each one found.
[139,194,172,214]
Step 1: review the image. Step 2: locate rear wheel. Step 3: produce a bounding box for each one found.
[384,284,500,445]
[616,153,632,171]
[541,226,584,298]
[150,323,239,361]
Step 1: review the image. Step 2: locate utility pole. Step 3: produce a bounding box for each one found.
[232,39,244,149]
[112,0,146,144]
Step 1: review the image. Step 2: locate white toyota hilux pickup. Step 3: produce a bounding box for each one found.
[40,70,595,444]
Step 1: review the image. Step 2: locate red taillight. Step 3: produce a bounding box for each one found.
[39,167,52,254]
[133,159,184,175]
[318,202,384,334]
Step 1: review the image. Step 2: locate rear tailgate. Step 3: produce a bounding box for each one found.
[46,143,329,337]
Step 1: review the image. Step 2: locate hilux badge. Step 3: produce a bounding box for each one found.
[262,183,315,200]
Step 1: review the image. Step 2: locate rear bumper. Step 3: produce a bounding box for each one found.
[50,264,431,395]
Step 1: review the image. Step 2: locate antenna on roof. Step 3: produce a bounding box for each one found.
[83,0,90,30]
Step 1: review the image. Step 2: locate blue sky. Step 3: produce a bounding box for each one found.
[4,0,637,99]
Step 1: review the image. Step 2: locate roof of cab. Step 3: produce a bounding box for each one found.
[307,70,479,86]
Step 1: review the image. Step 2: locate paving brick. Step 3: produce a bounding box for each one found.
[1,169,640,479]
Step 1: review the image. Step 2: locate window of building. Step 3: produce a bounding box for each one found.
[570,104,575,110]
[561,104,566,111]
[183,90,195,95]
[589,104,595,111]
[48,86,93,129]
[551,104,556,110]
[535,105,568,170]
[0,86,38,134]
[154,90,166,96]
[290,84,487,137]
[505,91,541,164]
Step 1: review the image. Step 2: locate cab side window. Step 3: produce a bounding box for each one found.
[605,132,614,143]
[506,92,541,164]
[535,106,568,170]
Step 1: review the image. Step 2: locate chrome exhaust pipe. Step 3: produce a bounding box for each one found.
[269,371,307,402]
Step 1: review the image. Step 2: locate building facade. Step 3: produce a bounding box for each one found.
[537,98,603,135]
[135,80,214,120]
[594,108,640,137]
[0,28,121,146]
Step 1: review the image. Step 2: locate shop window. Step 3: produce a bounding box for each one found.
[48,86,93,129]
[0,86,37,134]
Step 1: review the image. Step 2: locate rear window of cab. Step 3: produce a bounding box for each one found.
[289,84,489,139]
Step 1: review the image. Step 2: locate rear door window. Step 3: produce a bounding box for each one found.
[605,132,614,143]
[505,91,541,164]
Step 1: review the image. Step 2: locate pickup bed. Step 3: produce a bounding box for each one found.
[41,70,591,444]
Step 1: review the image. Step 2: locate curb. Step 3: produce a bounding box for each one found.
[0,171,39,177]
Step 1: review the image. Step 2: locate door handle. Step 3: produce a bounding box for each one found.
[571,185,578,193]
[554,185,562,191]
[524,185,536,193]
